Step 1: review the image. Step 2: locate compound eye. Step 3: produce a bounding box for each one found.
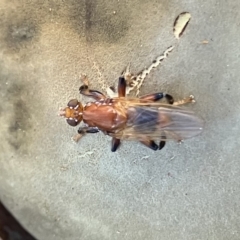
[66,118,80,126]
[67,99,79,108]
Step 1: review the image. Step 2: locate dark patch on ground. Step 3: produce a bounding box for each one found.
[8,99,32,151]
[0,6,39,52]
[1,1,130,48]
[0,1,54,154]
[0,201,37,240]
[0,63,33,153]
[0,1,62,53]
[85,0,95,32]
[68,0,130,43]
[6,82,33,152]
[7,22,37,46]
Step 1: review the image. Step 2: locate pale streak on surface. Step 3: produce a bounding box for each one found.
[106,12,192,98]
[106,46,175,98]
[134,46,175,96]
[173,12,191,39]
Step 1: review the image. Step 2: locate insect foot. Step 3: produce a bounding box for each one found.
[173,95,196,106]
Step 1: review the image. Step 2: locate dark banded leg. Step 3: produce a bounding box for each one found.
[118,77,127,97]
[140,94,171,151]
[140,92,174,104]
[111,137,121,152]
[79,85,106,100]
[140,139,158,151]
[79,74,106,100]
[159,141,166,150]
[159,135,166,150]
[78,126,99,134]
[73,127,99,142]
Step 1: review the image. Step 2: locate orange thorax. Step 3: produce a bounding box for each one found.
[82,101,127,132]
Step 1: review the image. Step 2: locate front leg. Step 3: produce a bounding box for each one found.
[72,126,99,142]
[79,75,106,101]
[140,139,159,151]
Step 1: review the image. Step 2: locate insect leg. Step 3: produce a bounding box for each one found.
[118,77,127,97]
[140,139,159,151]
[111,137,121,152]
[159,135,167,150]
[79,74,106,100]
[159,141,166,150]
[173,95,195,106]
[81,127,99,134]
[79,84,106,100]
[140,93,174,104]
[72,127,99,142]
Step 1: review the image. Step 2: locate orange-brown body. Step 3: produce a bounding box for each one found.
[59,77,203,152]
[82,100,127,132]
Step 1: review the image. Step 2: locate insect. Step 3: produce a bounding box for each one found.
[59,76,203,152]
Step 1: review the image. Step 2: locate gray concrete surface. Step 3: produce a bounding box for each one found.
[0,0,240,239]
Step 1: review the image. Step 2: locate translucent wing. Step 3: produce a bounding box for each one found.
[110,102,204,141]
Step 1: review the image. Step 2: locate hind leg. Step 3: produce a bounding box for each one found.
[173,95,195,106]
[159,134,167,150]
[140,139,159,151]
[139,94,173,150]
[140,92,174,104]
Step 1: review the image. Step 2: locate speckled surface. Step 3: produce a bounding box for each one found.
[0,1,240,239]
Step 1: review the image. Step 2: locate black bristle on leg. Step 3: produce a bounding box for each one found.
[111,138,121,152]
[159,135,166,150]
[149,141,159,151]
[159,141,166,150]
[140,92,174,104]
[165,94,174,104]
[140,140,158,151]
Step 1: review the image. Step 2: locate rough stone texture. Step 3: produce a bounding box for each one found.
[0,0,239,240]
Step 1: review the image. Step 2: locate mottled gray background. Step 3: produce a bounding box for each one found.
[0,0,239,240]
